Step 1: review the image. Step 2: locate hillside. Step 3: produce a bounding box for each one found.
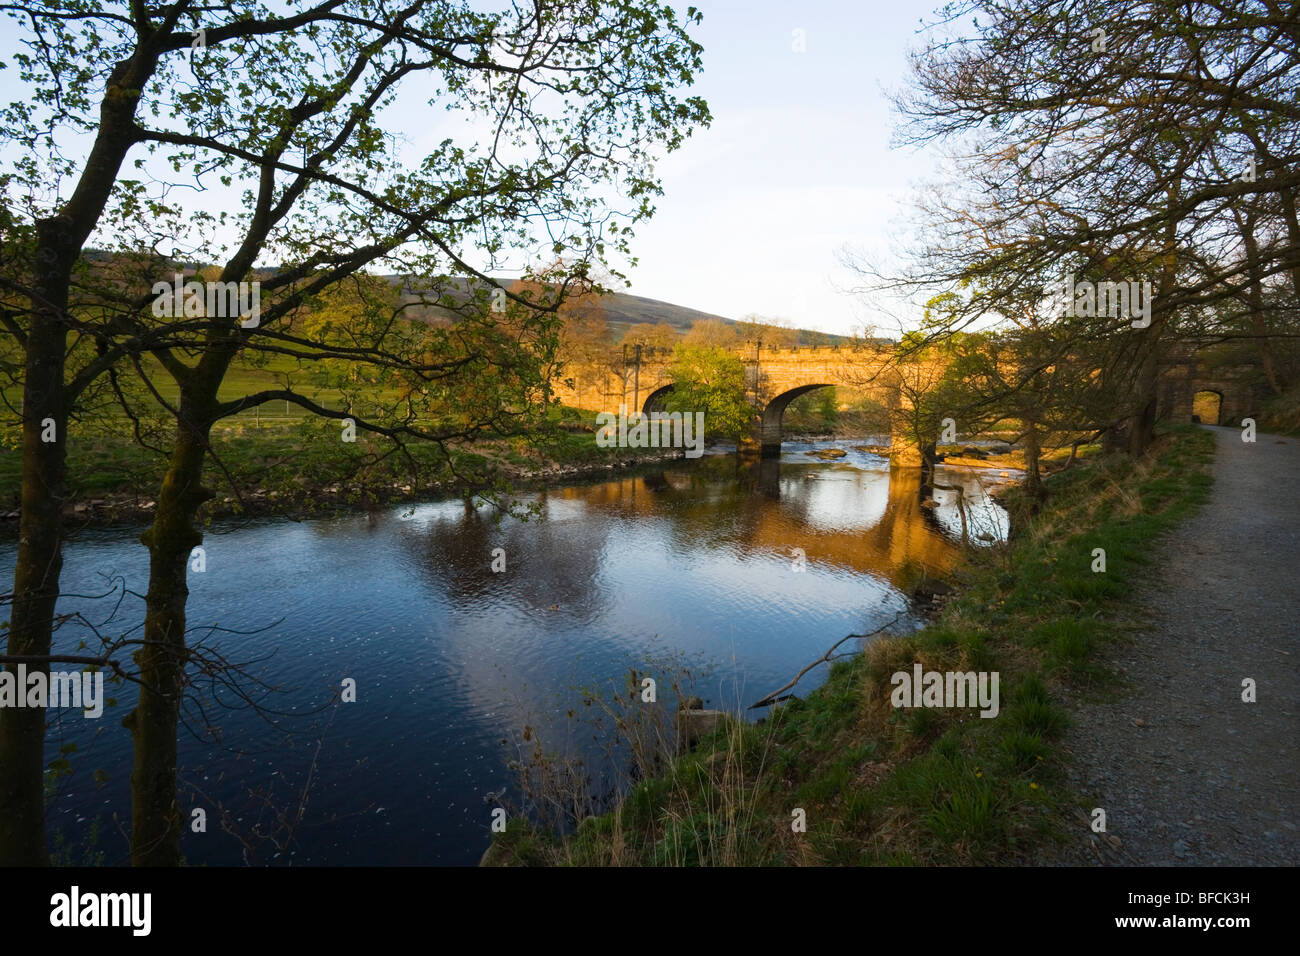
[597,289,732,338]
[76,253,843,344]
[386,274,847,344]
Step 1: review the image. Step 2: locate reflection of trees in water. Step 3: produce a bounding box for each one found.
[396,458,1009,608]
[399,493,603,614]
[589,461,1002,589]
[640,471,671,492]
[729,459,1006,588]
[629,459,996,587]
[929,467,1008,545]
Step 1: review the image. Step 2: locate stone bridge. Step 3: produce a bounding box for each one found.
[1156,349,1263,428]
[558,343,922,458]
[554,342,1264,461]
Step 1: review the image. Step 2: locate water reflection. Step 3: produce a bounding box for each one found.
[1,445,1014,866]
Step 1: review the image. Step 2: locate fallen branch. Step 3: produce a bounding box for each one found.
[748,613,903,710]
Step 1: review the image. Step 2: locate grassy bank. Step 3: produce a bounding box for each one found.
[486,425,1215,865]
[0,404,680,524]
[1259,385,1300,436]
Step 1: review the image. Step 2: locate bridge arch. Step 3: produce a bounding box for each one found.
[641,384,674,415]
[759,384,835,458]
[1192,389,1223,426]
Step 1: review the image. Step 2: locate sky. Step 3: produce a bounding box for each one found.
[0,0,948,338]
[609,0,946,336]
[382,0,951,336]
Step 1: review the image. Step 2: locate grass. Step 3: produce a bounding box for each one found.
[483,424,1215,865]
[1259,385,1300,436]
[0,399,645,520]
[2,338,670,519]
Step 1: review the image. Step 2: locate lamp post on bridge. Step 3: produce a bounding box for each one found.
[622,342,643,411]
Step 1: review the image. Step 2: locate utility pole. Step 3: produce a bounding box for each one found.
[633,343,642,411]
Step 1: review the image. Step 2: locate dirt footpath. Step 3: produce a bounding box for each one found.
[1061,425,1299,865]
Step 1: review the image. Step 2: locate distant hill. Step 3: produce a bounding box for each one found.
[584,289,852,345]
[385,274,729,333]
[597,290,732,338]
[383,274,848,345]
[75,254,844,344]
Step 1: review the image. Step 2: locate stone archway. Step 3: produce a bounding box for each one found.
[759,384,834,458]
[641,384,674,415]
[1192,390,1223,425]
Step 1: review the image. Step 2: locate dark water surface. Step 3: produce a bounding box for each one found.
[1,442,1015,865]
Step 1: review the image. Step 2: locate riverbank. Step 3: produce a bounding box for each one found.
[0,410,701,527]
[483,425,1214,865]
[4,406,1073,527]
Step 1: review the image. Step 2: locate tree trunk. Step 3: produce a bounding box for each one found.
[1,48,159,865]
[1127,329,1162,458]
[1126,304,1166,458]
[1102,422,1127,455]
[1022,420,1042,498]
[1275,183,1300,308]
[1239,210,1283,394]
[1129,180,1180,457]
[1133,204,1185,455]
[919,439,937,498]
[0,217,76,866]
[128,394,215,866]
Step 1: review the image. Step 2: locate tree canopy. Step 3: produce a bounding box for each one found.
[0,0,711,866]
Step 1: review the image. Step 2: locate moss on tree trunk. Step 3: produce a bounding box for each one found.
[128,398,214,867]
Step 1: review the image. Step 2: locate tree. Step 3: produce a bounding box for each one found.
[735,314,799,347]
[0,0,709,866]
[523,263,614,400]
[663,344,752,441]
[681,317,741,348]
[910,273,1128,497]
[858,0,1299,456]
[622,321,679,351]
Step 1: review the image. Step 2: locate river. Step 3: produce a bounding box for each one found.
[1,441,1015,865]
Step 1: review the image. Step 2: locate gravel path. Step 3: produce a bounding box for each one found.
[1061,425,1299,866]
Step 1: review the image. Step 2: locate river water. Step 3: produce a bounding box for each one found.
[1,441,1015,865]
